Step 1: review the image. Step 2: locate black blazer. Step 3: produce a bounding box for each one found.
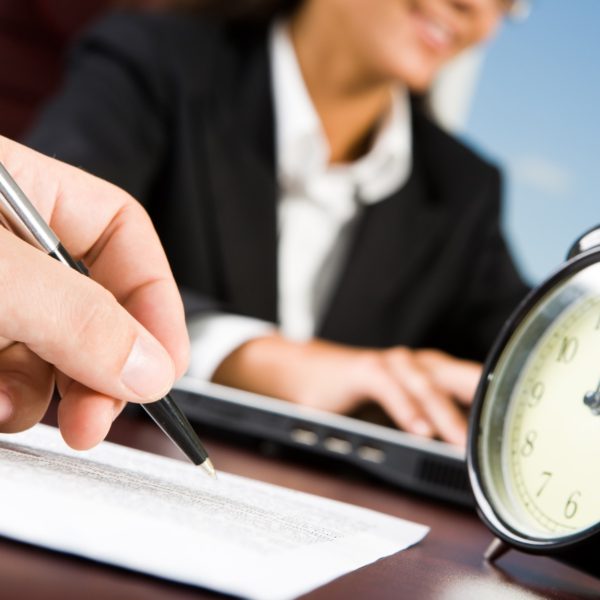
[26,11,529,361]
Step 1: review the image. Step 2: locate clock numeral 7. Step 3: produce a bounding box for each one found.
[536,471,553,497]
[556,336,578,364]
[520,430,537,457]
[564,491,581,519]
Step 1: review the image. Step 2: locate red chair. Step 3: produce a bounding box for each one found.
[0,0,168,140]
[0,0,116,139]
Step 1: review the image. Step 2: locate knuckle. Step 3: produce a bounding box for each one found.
[0,406,43,434]
[385,347,415,372]
[386,349,433,395]
[356,351,385,377]
[124,196,151,221]
[418,348,447,367]
[415,348,435,361]
[119,196,155,231]
[0,380,52,435]
[411,373,436,397]
[395,346,411,358]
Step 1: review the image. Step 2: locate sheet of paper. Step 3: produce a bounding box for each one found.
[0,424,428,600]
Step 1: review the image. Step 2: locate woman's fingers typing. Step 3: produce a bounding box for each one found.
[214,336,482,446]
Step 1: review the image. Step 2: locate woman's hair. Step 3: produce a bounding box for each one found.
[164,0,302,21]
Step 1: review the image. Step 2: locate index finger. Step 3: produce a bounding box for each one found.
[416,350,482,405]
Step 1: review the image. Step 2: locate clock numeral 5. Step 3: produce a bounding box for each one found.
[556,336,579,364]
[564,491,581,519]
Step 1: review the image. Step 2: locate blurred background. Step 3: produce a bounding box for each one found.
[0,0,598,286]
[460,0,600,284]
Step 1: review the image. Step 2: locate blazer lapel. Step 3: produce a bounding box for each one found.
[198,43,449,336]
[201,28,278,322]
[318,136,447,347]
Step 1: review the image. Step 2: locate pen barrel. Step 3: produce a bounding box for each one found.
[0,161,60,253]
[141,394,209,465]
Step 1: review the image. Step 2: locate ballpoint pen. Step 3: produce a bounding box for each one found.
[0,161,216,478]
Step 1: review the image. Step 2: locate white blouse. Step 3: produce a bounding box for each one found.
[187,20,412,380]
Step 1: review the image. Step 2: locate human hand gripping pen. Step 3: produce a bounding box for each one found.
[0,161,216,478]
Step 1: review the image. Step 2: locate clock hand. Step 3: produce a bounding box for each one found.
[583,380,600,415]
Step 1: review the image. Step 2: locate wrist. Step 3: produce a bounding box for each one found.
[212,334,305,399]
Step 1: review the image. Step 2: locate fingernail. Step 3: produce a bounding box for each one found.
[0,392,14,423]
[412,420,433,437]
[112,401,125,422]
[120,334,174,399]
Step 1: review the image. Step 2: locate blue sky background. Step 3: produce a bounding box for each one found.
[460,1,600,284]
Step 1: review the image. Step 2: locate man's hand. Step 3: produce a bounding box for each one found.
[0,137,189,449]
[213,336,481,446]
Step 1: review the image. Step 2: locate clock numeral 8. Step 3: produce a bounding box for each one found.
[564,491,581,519]
[520,430,537,457]
[556,336,579,364]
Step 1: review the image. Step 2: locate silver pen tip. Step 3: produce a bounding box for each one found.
[199,458,217,479]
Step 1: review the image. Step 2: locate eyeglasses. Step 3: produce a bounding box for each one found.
[502,0,532,21]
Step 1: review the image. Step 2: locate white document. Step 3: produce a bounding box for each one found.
[0,425,428,600]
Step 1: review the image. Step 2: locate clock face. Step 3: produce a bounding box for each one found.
[478,259,600,541]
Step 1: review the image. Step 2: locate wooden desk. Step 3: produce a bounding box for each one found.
[1,414,599,600]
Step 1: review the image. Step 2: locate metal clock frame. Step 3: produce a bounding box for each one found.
[467,225,600,577]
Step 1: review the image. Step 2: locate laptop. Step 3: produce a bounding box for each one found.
[172,376,474,507]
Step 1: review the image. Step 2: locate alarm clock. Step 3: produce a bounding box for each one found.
[468,225,600,576]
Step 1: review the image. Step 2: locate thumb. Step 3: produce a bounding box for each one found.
[0,231,175,403]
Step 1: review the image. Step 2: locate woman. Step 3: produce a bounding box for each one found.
[26,0,529,445]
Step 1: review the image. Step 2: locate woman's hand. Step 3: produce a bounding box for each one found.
[0,137,189,449]
[214,336,481,446]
